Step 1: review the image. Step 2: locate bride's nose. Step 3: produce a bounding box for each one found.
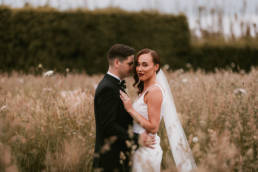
[137,65,143,72]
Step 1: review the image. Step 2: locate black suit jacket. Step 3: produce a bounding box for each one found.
[93,74,139,172]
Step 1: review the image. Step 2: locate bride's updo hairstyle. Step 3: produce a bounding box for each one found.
[133,48,161,94]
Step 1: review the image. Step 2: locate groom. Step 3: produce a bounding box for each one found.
[93,44,154,172]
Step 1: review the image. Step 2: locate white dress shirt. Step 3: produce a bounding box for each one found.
[107,71,121,82]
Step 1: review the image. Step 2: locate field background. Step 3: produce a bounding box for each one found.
[0,1,258,171]
[0,67,257,171]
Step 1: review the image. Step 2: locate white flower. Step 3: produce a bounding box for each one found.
[200,120,206,127]
[18,78,24,84]
[177,68,184,74]
[0,105,7,112]
[163,64,170,71]
[38,64,43,68]
[182,78,188,83]
[233,88,247,95]
[43,70,54,77]
[66,68,70,73]
[186,63,192,68]
[192,137,198,143]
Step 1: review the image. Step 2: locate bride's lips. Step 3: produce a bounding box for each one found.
[138,73,144,77]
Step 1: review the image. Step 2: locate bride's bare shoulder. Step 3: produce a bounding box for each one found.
[144,85,163,102]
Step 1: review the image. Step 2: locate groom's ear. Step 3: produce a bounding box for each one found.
[114,58,120,68]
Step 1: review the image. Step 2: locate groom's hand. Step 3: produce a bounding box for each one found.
[139,132,156,149]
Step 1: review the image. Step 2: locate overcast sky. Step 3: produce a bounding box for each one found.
[2,0,258,37]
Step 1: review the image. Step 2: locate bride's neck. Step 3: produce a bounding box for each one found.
[143,76,157,91]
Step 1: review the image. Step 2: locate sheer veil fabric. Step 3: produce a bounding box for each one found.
[156,69,197,172]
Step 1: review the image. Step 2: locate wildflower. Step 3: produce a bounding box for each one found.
[0,105,7,112]
[132,145,137,151]
[186,63,192,68]
[43,88,53,92]
[43,70,54,77]
[177,68,184,74]
[128,160,133,166]
[163,64,170,71]
[192,137,198,143]
[240,70,245,75]
[66,68,70,73]
[120,151,126,160]
[125,140,132,148]
[200,120,206,127]
[208,129,214,133]
[38,64,43,68]
[233,88,247,95]
[182,78,188,83]
[93,153,100,158]
[100,143,110,153]
[246,148,253,158]
[18,78,24,84]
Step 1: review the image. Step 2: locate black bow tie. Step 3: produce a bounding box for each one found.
[119,80,126,91]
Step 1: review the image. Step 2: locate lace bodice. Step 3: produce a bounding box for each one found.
[132,84,164,134]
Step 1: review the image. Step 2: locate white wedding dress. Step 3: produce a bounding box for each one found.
[132,84,164,172]
[132,70,196,172]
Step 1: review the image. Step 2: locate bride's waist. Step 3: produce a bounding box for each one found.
[135,131,161,144]
[138,135,161,150]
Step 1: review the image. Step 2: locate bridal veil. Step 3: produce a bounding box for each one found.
[156,69,197,172]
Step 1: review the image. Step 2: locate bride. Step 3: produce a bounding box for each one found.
[120,48,197,172]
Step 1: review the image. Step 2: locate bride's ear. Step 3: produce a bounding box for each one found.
[155,64,159,72]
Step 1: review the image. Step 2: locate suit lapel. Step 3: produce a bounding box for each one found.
[104,74,120,89]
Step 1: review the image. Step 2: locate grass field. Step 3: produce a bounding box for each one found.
[0,68,257,172]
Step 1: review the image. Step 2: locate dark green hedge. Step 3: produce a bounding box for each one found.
[0,7,190,74]
[189,45,258,72]
[0,7,257,74]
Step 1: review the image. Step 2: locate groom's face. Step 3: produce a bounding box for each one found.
[118,55,134,79]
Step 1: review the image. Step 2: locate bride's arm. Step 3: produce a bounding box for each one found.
[120,87,162,134]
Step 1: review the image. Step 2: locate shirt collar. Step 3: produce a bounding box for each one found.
[107,71,121,82]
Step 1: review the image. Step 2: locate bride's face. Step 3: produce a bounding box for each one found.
[136,53,159,81]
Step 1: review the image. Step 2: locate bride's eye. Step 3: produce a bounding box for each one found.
[142,63,148,67]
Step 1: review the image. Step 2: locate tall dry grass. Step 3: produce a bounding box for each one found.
[0,68,257,171]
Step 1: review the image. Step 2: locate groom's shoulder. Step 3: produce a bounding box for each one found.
[95,76,115,93]
[98,75,113,87]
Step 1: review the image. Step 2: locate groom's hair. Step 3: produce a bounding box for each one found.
[107,44,135,65]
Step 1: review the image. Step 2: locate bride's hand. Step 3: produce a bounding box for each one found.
[120,90,133,112]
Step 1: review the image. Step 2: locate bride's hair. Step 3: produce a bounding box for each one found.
[133,48,161,94]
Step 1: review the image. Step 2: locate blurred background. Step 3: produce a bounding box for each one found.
[3,0,258,38]
[0,0,258,74]
[0,1,257,172]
